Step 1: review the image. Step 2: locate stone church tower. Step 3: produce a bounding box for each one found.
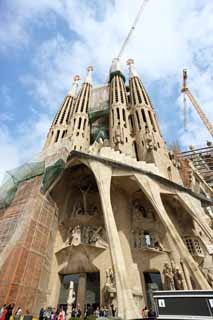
[0,59,212,319]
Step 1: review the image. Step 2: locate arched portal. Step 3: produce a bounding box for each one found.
[47,162,112,312]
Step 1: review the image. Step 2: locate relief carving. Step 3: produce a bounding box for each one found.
[132,229,164,251]
[163,261,184,290]
[66,225,108,248]
[104,268,116,303]
[132,199,154,221]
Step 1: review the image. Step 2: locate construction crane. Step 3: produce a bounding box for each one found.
[181,69,213,138]
[117,0,150,59]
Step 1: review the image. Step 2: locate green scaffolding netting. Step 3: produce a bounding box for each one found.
[0,159,66,209]
[88,107,109,124]
[41,159,65,194]
[0,161,45,209]
[91,126,109,144]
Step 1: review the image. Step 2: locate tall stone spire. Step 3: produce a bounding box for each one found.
[127,59,164,159]
[127,59,181,181]
[109,58,135,157]
[44,75,80,150]
[68,66,93,151]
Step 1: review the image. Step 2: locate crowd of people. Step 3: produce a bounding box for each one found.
[0,303,156,320]
[141,306,156,320]
[0,304,31,320]
[39,303,117,320]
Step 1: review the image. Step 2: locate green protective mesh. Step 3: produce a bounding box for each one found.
[41,159,65,194]
[91,126,109,144]
[88,107,109,124]
[109,70,126,83]
[0,161,45,209]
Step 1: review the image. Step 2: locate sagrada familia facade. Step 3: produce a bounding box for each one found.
[0,58,212,319]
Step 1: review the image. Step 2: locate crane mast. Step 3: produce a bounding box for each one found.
[117,0,149,59]
[181,69,213,137]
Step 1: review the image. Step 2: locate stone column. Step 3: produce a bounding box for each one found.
[135,173,211,290]
[77,273,86,312]
[89,160,140,319]
[180,260,193,290]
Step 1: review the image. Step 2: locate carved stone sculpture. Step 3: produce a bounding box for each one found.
[67,281,76,316]
[163,263,175,290]
[70,225,81,246]
[104,268,116,303]
[174,267,184,290]
[66,225,108,248]
[114,126,124,150]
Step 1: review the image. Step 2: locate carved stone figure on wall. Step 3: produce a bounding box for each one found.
[163,263,175,290]
[77,225,108,248]
[67,281,76,316]
[71,200,83,217]
[70,201,100,217]
[174,267,184,290]
[70,225,81,246]
[104,268,116,304]
[132,199,154,221]
[153,240,164,251]
[145,126,154,150]
[114,126,124,150]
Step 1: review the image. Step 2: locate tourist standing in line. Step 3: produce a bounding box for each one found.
[148,307,156,320]
[58,307,65,320]
[39,307,44,320]
[142,306,149,319]
[6,304,15,320]
[0,305,6,318]
[0,305,8,320]
[14,307,22,320]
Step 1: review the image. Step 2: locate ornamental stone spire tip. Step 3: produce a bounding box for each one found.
[127,58,139,79]
[68,75,80,97]
[110,58,121,73]
[85,66,93,85]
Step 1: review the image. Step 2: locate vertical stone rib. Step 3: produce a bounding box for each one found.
[90,161,140,319]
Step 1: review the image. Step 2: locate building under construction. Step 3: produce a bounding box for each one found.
[0,1,213,319]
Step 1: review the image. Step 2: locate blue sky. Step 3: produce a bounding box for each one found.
[0,0,213,181]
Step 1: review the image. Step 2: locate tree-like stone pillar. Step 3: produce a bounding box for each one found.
[135,173,211,290]
[89,160,140,319]
[77,274,86,312]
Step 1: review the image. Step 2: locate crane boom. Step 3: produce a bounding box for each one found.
[117,0,149,59]
[181,69,213,137]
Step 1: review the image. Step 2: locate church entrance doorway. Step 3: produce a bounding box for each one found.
[85,272,100,309]
[58,272,100,313]
[144,271,163,307]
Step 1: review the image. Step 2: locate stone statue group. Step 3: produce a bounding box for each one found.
[163,261,184,290]
[66,224,108,248]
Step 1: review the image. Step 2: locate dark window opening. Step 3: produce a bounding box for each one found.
[117,108,120,120]
[83,119,87,131]
[78,117,82,130]
[148,110,156,132]
[62,130,67,138]
[55,130,60,143]
[141,109,147,123]
[122,109,126,125]
[144,272,163,307]
[112,109,114,126]
[136,110,141,130]
[129,115,134,131]
[133,141,139,161]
